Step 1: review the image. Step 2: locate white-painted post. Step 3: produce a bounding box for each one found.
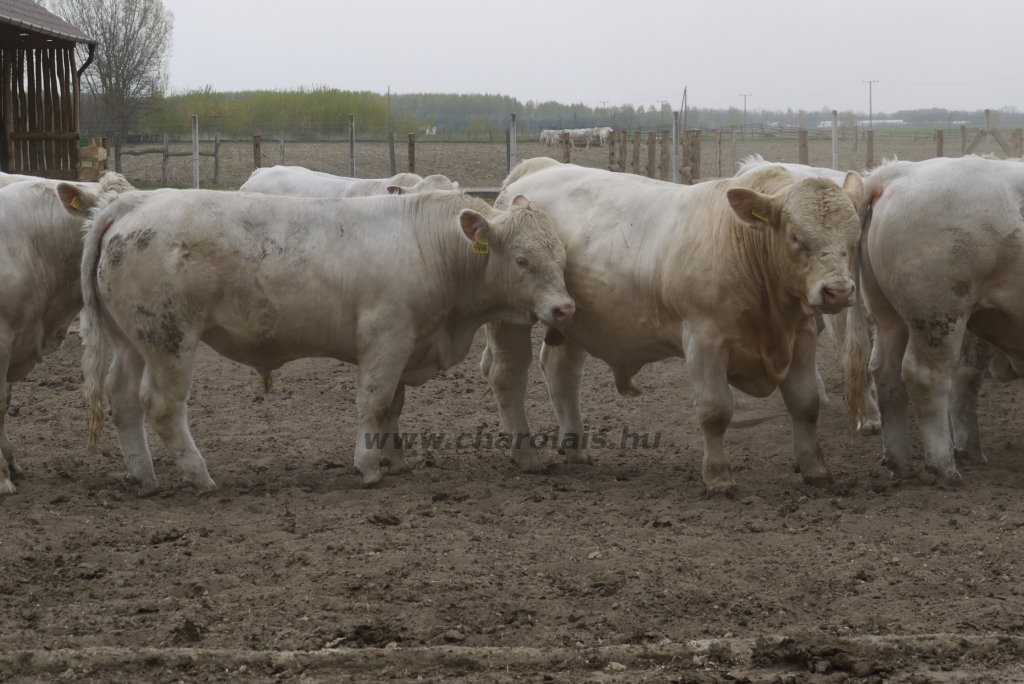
[671,110,679,183]
[509,113,517,172]
[985,109,992,154]
[191,115,199,189]
[349,114,355,177]
[831,110,839,170]
[279,130,285,165]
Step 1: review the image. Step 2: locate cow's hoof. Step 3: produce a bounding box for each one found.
[360,470,384,488]
[802,472,834,488]
[954,446,988,465]
[130,475,161,498]
[0,478,16,495]
[382,458,412,476]
[704,482,739,499]
[192,480,218,495]
[564,450,592,466]
[925,463,962,486]
[511,451,545,474]
[858,420,882,436]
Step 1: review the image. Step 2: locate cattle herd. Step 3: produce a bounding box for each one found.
[1,152,1023,508]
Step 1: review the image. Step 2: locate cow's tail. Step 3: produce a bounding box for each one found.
[843,190,877,435]
[79,176,132,455]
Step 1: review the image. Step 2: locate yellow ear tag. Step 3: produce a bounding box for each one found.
[70,196,84,211]
[473,236,489,254]
[751,209,768,223]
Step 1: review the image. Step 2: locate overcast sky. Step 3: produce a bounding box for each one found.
[163,0,1023,113]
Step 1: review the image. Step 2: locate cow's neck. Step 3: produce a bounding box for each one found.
[733,224,808,381]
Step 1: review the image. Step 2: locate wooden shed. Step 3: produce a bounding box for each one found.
[0,0,95,179]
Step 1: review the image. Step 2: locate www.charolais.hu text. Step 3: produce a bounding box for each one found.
[364,427,662,450]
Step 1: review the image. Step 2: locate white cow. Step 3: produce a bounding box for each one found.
[0,173,133,494]
[483,159,863,495]
[62,186,575,494]
[240,166,458,199]
[736,155,882,435]
[846,156,1024,483]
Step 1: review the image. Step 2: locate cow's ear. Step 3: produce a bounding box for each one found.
[842,171,864,207]
[511,194,532,209]
[56,183,97,217]
[727,187,777,229]
[459,209,491,244]
[387,185,408,195]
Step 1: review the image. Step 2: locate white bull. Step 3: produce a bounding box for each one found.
[483,159,863,495]
[736,155,882,435]
[0,174,133,494]
[846,155,1024,483]
[239,166,458,198]
[62,186,574,494]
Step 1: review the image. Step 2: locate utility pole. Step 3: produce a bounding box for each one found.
[862,80,878,129]
[737,95,753,134]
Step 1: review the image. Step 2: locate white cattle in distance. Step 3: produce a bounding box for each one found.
[736,155,882,435]
[539,128,613,148]
[240,166,458,199]
[846,155,1024,483]
[63,185,575,494]
[483,158,863,495]
[0,173,134,494]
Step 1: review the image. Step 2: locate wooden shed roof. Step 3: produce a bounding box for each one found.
[0,0,94,45]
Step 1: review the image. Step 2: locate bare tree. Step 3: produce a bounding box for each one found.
[46,0,173,134]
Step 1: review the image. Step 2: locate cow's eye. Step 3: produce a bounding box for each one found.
[516,257,529,269]
[788,235,808,252]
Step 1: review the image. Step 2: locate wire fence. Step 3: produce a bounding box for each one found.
[92,121,1024,190]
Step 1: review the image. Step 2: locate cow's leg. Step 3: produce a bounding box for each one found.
[380,383,411,476]
[140,346,216,494]
[686,341,735,496]
[539,338,591,465]
[780,322,832,487]
[0,362,13,495]
[902,317,967,483]
[481,321,543,473]
[950,332,992,466]
[108,344,159,496]
[353,341,413,486]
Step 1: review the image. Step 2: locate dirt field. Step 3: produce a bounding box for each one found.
[116,133,987,190]
[4,311,1024,682]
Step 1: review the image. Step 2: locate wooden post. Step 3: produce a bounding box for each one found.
[849,126,859,170]
[3,48,13,173]
[162,132,169,184]
[798,129,809,165]
[279,130,285,166]
[561,131,571,163]
[646,132,656,178]
[192,115,199,189]
[985,109,992,154]
[408,133,415,173]
[730,126,737,172]
[1013,129,1023,158]
[214,132,221,185]
[961,125,967,156]
[660,130,670,181]
[618,130,627,172]
[509,113,517,172]
[348,114,355,177]
[608,129,616,171]
[631,131,640,174]
[831,110,838,170]
[505,128,510,171]
[252,134,261,170]
[114,132,122,173]
[388,130,396,176]
[935,129,944,158]
[715,130,722,177]
[866,129,874,168]
[672,112,679,183]
[684,129,701,180]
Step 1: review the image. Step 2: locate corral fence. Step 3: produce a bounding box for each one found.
[89,108,1024,191]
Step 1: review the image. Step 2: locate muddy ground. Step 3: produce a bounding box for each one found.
[3,320,1024,682]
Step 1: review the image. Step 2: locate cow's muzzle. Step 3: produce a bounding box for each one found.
[820,284,855,311]
[551,303,576,325]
